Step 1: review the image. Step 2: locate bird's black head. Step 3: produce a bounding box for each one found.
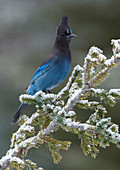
[56,16,76,46]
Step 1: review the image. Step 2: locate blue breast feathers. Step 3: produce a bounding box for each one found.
[27,55,71,95]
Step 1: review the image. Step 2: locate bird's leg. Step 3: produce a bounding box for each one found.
[43,90,47,93]
[47,90,52,93]
[43,90,52,94]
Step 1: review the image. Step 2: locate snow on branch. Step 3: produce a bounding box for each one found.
[0,39,120,169]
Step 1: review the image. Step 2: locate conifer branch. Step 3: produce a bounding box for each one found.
[0,39,120,169]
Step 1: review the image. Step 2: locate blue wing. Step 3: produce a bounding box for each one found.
[26,57,57,93]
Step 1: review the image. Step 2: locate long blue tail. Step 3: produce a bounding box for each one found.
[11,103,28,124]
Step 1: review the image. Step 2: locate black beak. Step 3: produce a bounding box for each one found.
[67,33,77,38]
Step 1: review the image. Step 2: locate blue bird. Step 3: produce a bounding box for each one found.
[12,16,76,124]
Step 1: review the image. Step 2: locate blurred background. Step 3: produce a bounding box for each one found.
[0,0,120,169]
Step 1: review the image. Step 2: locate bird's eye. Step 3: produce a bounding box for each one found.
[61,28,71,37]
[61,32,65,36]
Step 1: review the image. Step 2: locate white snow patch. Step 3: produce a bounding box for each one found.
[109,89,120,96]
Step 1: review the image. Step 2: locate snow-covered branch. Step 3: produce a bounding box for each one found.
[0,39,120,169]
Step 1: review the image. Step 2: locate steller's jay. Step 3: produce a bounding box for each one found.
[12,16,76,124]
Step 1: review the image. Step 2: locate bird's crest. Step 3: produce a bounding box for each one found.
[60,16,68,26]
[57,16,70,35]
